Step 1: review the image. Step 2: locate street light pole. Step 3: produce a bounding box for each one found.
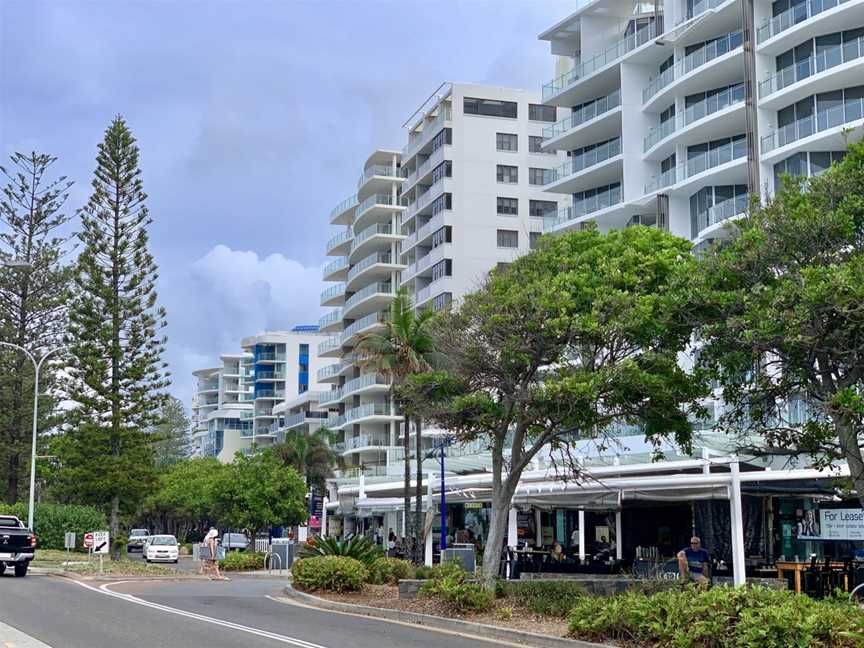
[0,341,65,530]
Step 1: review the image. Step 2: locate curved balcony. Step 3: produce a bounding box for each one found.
[342,373,390,400]
[542,21,658,106]
[353,193,405,231]
[758,37,864,109]
[542,187,625,233]
[317,362,343,383]
[319,386,343,407]
[320,282,346,307]
[345,403,400,426]
[541,90,622,152]
[544,138,622,194]
[341,310,387,347]
[358,164,402,188]
[644,139,747,195]
[343,281,394,320]
[349,223,403,262]
[283,410,329,431]
[330,194,357,226]
[322,256,348,282]
[325,414,346,430]
[643,83,745,159]
[642,30,743,109]
[756,0,858,52]
[326,227,353,256]
[760,97,864,160]
[693,194,749,242]
[342,433,394,455]
[318,308,343,333]
[317,335,342,358]
[346,251,404,291]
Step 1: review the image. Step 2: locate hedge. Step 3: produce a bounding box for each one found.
[0,503,107,550]
[219,551,265,571]
[368,557,413,585]
[292,556,367,593]
[502,580,586,617]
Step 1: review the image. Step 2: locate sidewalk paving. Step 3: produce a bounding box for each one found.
[0,620,53,648]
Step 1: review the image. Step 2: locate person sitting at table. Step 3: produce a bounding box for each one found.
[677,536,710,585]
[551,542,565,562]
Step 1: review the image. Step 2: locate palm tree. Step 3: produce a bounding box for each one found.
[272,427,337,493]
[355,288,437,562]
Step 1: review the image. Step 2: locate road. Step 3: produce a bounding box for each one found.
[0,573,509,648]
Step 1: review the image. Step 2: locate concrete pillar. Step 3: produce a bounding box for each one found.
[534,508,542,546]
[615,509,622,560]
[730,460,747,587]
[578,510,586,562]
[425,471,434,566]
[359,473,366,499]
[322,497,329,538]
[702,447,711,475]
[507,508,518,548]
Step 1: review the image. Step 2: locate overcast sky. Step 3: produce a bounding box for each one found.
[0,0,573,405]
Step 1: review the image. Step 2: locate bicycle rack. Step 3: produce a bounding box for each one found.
[850,582,864,606]
[264,550,283,576]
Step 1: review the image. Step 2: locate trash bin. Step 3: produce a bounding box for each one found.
[442,544,475,573]
[271,538,295,569]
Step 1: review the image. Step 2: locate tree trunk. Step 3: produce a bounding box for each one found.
[110,494,120,561]
[834,415,864,509]
[481,478,518,590]
[414,416,423,564]
[402,414,413,561]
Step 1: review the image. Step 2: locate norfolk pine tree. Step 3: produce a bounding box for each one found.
[0,153,74,504]
[60,116,169,557]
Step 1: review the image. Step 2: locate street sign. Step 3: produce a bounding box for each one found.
[64,532,76,550]
[92,531,109,554]
[83,532,94,549]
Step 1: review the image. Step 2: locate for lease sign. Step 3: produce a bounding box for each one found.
[820,509,864,540]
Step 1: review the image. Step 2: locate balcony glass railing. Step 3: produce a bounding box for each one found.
[317,363,342,381]
[357,193,401,216]
[322,256,347,277]
[358,165,401,187]
[542,22,658,100]
[695,194,749,237]
[256,370,286,380]
[403,105,452,159]
[344,282,393,311]
[346,403,393,423]
[319,386,343,406]
[329,194,358,222]
[326,414,346,429]
[542,90,621,141]
[644,83,745,151]
[256,389,285,399]
[757,0,850,43]
[548,138,621,184]
[317,335,342,355]
[681,0,727,23]
[343,373,389,396]
[645,138,747,193]
[345,434,391,450]
[403,146,446,187]
[542,185,623,231]
[758,37,864,98]
[342,311,386,342]
[351,223,394,253]
[326,228,353,254]
[318,309,342,329]
[761,98,864,152]
[643,30,743,103]
[347,252,394,283]
[320,283,345,304]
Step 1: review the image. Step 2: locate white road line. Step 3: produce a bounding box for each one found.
[72,580,329,648]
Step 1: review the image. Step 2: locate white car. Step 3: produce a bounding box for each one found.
[144,535,179,564]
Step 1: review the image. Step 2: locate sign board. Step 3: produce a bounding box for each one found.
[64,532,76,550]
[797,508,864,541]
[83,532,94,549]
[92,531,110,554]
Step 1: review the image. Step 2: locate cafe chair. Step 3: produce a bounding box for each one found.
[802,555,821,597]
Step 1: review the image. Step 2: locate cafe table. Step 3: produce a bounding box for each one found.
[775,560,849,594]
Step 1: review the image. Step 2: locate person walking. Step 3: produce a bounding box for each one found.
[677,536,710,585]
[200,527,225,580]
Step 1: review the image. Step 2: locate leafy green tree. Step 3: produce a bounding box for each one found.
[272,428,336,492]
[355,288,438,561]
[694,141,864,506]
[213,448,307,533]
[152,396,192,469]
[0,152,74,504]
[59,116,170,558]
[406,227,706,587]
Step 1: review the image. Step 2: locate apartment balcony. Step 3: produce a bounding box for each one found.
[541,89,621,152]
[343,281,394,320]
[346,251,405,292]
[756,0,861,54]
[317,335,343,359]
[322,256,349,282]
[255,370,286,381]
[342,373,390,400]
[283,410,329,431]
[760,97,864,162]
[402,177,452,229]
[345,402,400,426]
[402,243,451,285]
[758,37,864,109]
[693,194,749,243]
[320,282,346,307]
[642,30,743,110]
[414,276,455,309]
[325,414,347,430]
[643,83,745,159]
[319,386,343,407]
[544,138,622,195]
[542,21,658,106]
[318,308,343,333]
[678,0,731,25]
[342,433,394,456]
[353,193,405,232]
[402,105,452,163]
[403,145,447,194]
[357,164,404,197]
[341,310,388,347]
[317,362,344,383]
[255,388,285,400]
[400,212,445,257]
[330,194,358,226]
[542,185,625,233]
[326,227,353,256]
[349,223,404,262]
[644,140,747,196]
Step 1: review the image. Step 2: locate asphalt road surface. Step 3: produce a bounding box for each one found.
[0,573,511,648]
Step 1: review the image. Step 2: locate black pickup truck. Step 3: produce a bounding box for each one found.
[0,515,37,577]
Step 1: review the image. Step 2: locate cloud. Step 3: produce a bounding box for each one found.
[162,245,324,402]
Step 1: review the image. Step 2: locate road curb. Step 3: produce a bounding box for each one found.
[35,569,211,582]
[281,585,612,648]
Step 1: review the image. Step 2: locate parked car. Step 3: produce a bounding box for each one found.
[127,528,150,552]
[0,515,36,577]
[221,533,249,552]
[144,535,179,563]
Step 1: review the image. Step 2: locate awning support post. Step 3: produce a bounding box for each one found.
[507,508,518,548]
[730,459,747,587]
[578,509,586,563]
[615,510,622,560]
[322,497,328,538]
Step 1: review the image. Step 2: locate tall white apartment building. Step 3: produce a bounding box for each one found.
[537,0,864,252]
[191,326,335,462]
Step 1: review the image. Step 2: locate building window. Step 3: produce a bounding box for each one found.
[496,133,518,151]
[430,128,452,153]
[529,232,542,249]
[529,103,557,122]
[497,165,518,183]
[431,160,452,184]
[529,167,553,185]
[431,292,452,312]
[529,136,552,154]
[431,225,452,248]
[529,199,557,217]
[497,229,518,248]
[431,259,452,281]
[464,97,518,118]
[496,197,518,216]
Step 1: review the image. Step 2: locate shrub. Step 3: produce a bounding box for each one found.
[297,535,382,566]
[414,564,436,580]
[503,580,586,617]
[419,562,493,614]
[292,556,368,593]
[0,503,107,550]
[495,606,513,621]
[218,551,266,572]
[567,585,864,648]
[368,557,413,585]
